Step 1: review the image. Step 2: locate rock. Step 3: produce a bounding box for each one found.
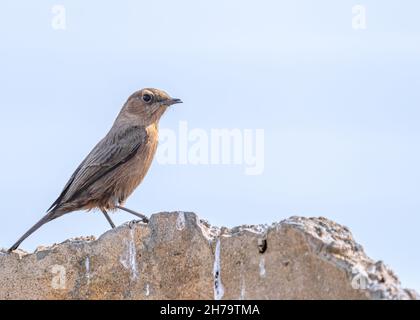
[0,212,417,300]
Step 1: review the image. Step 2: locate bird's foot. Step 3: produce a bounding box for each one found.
[116,206,149,223]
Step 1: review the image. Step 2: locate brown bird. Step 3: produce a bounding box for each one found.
[8,88,181,252]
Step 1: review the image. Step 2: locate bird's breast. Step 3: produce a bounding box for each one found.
[115,123,159,203]
[134,123,159,165]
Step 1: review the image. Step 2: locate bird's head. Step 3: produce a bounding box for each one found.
[123,88,182,125]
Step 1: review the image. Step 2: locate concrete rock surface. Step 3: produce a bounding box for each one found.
[0,212,418,300]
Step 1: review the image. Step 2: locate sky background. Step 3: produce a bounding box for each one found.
[1,1,420,292]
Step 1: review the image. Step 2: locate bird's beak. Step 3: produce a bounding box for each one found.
[165,98,183,106]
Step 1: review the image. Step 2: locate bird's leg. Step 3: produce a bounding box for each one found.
[101,209,116,229]
[116,205,149,223]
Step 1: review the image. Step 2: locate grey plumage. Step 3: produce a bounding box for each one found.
[48,123,148,214]
[8,88,181,252]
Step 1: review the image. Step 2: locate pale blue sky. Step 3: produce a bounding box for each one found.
[1,1,420,292]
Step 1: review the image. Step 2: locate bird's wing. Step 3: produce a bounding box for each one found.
[47,125,147,212]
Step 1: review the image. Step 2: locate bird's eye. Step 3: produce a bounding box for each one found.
[142,94,153,103]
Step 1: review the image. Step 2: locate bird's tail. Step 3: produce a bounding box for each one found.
[8,212,58,252]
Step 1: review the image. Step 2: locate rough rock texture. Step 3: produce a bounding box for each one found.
[0,212,418,300]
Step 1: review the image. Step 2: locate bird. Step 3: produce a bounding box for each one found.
[8,88,182,252]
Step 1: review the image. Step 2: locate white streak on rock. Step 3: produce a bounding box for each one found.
[85,256,90,284]
[213,239,224,300]
[120,229,139,280]
[176,212,186,231]
[145,283,150,296]
[259,256,266,277]
[240,276,246,300]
